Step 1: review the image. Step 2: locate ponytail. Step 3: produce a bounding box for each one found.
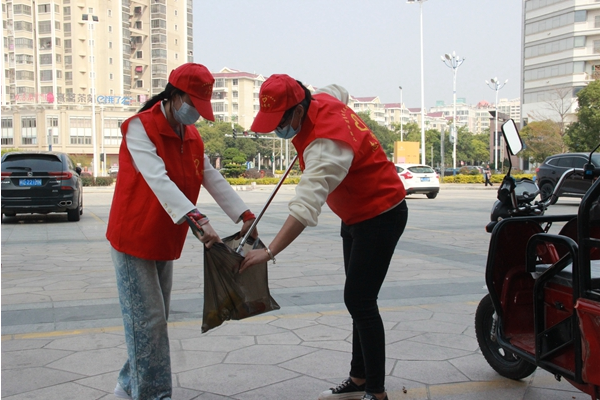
[138,83,185,113]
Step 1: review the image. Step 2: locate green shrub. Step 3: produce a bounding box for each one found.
[225,176,301,185]
[81,176,114,186]
[442,173,534,184]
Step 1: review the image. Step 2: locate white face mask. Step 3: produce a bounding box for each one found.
[173,95,200,125]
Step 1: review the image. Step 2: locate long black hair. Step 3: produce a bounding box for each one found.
[138,83,185,113]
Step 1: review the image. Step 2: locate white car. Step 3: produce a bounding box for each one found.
[395,163,440,199]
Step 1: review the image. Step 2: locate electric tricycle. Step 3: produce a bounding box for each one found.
[475,119,600,399]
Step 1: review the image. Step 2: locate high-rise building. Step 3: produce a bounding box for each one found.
[2,0,192,174]
[522,0,600,124]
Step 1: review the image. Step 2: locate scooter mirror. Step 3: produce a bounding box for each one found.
[501,119,523,156]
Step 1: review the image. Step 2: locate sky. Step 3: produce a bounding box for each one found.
[193,0,523,110]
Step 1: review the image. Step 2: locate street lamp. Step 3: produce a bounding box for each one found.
[399,86,403,142]
[407,0,427,165]
[82,13,98,178]
[441,51,465,170]
[486,77,508,172]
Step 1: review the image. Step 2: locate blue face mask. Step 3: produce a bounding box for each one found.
[173,96,200,125]
[275,123,301,139]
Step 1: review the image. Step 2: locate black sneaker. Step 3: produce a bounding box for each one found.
[361,394,388,400]
[318,377,366,400]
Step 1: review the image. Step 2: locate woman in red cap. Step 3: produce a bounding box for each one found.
[240,74,408,400]
[106,63,257,400]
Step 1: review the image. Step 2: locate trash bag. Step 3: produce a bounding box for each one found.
[201,232,280,333]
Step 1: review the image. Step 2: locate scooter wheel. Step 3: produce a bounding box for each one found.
[475,294,537,380]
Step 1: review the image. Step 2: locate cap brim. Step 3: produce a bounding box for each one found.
[190,96,215,122]
[251,109,285,133]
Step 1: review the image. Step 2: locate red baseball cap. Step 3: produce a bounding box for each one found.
[168,63,215,121]
[251,74,305,133]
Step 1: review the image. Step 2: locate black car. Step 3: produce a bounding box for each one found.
[1,151,83,221]
[535,152,600,205]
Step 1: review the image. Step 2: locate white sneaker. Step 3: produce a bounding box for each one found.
[114,383,132,399]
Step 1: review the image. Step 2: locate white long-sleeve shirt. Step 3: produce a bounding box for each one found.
[125,102,248,225]
[289,138,354,227]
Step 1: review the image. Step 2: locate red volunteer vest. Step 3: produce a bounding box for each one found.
[292,94,405,225]
[106,102,204,260]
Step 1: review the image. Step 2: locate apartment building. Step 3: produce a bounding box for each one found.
[522,0,600,123]
[210,67,265,129]
[1,0,191,173]
[349,96,386,126]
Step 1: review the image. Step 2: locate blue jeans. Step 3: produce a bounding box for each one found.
[111,247,173,400]
[341,201,408,394]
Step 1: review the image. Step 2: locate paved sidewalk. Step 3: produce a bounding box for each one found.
[1,302,583,400]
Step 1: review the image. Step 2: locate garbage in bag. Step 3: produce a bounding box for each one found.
[201,232,280,333]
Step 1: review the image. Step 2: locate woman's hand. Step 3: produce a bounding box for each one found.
[239,248,270,273]
[239,218,258,239]
[196,222,222,248]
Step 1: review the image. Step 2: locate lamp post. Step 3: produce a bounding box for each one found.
[407,0,426,165]
[486,77,508,172]
[399,86,403,141]
[82,13,99,178]
[441,51,465,170]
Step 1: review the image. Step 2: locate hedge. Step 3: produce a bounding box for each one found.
[441,174,534,184]
[81,176,114,186]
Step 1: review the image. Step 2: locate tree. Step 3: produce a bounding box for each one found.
[565,80,600,152]
[528,86,576,138]
[520,120,563,163]
[357,111,396,158]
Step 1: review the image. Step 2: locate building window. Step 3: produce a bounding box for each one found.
[13,4,32,15]
[109,73,113,80]
[109,41,112,49]
[15,38,33,49]
[107,9,112,17]
[103,118,123,145]
[174,24,178,31]
[40,70,53,81]
[65,55,72,66]
[21,117,37,145]
[109,57,113,64]
[215,78,225,88]
[38,21,51,34]
[69,117,92,145]
[575,10,587,23]
[108,25,112,33]
[64,6,70,15]
[16,70,34,80]
[40,54,52,65]
[55,21,60,30]
[64,23,71,34]
[135,21,142,29]
[136,80,143,88]
[14,21,33,31]
[136,51,142,58]
[38,4,51,13]
[233,91,238,98]
[16,54,34,65]
[47,116,59,144]
[232,79,238,86]
[594,40,600,54]
[1,118,14,145]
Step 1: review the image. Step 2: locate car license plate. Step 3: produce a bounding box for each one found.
[19,178,42,186]
[420,177,430,182]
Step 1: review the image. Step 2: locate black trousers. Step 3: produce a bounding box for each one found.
[341,200,408,394]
